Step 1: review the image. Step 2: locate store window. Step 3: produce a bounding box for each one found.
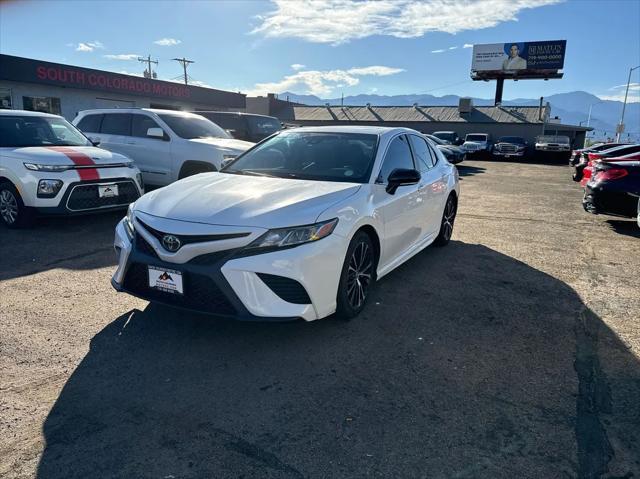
[23,96,61,115]
[0,88,12,109]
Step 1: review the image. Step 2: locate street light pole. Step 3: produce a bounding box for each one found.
[616,65,640,142]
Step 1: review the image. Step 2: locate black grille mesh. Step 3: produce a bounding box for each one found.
[123,262,235,315]
[256,273,311,304]
[67,181,139,211]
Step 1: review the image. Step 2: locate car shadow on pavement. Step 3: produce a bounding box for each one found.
[456,164,486,179]
[0,211,122,281]
[35,241,640,479]
[606,219,640,238]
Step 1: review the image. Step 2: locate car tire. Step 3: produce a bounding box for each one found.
[433,194,457,247]
[336,231,377,320]
[0,182,35,229]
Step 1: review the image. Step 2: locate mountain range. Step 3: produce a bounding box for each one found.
[278,90,639,141]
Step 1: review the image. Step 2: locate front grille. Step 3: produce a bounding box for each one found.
[256,273,311,304]
[123,262,236,315]
[138,220,250,252]
[188,249,239,265]
[67,181,139,211]
[497,144,518,153]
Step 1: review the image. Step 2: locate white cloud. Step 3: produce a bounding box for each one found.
[75,41,104,52]
[291,63,306,70]
[449,46,458,50]
[118,70,143,77]
[104,54,139,61]
[252,0,561,45]
[431,49,446,53]
[608,82,640,92]
[154,38,181,46]
[246,65,405,96]
[598,94,640,103]
[463,43,474,48]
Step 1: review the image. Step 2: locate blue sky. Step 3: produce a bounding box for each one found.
[1,0,638,101]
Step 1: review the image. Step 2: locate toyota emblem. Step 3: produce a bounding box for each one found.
[162,234,181,252]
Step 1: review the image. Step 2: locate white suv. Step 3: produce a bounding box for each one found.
[73,109,253,187]
[0,110,143,228]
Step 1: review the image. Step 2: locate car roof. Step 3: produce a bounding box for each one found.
[433,131,457,134]
[194,111,277,119]
[76,108,203,117]
[281,125,414,137]
[0,109,61,118]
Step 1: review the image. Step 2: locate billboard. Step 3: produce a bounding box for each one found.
[471,40,566,80]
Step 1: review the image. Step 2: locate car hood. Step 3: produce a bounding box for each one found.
[189,137,254,153]
[134,172,362,228]
[0,145,131,166]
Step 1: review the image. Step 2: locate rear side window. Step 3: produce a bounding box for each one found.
[409,135,435,171]
[76,114,103,133]
[100,113,132,136]
[378,135,414,182]
[613,144,640,156]
[132,114,161,138]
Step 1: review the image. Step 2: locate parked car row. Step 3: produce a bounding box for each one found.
[571,141,640,229]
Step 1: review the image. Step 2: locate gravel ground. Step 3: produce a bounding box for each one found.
[1,159,639,478]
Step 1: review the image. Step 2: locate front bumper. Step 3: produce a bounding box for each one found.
[111,218,348,321]
[493,150,525,157]
[35,177,142,215]
[583,185,638,218]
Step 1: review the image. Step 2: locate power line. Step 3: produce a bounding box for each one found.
[172,57,195,85]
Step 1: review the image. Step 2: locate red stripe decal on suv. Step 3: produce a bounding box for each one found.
[47,147,100,181]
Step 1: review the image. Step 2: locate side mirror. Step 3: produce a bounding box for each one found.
[89,137,100,146]
[147,127,165,139]
[386,168,421,195]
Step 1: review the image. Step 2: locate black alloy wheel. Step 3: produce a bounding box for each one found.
[434,194,457,246]
[336,231,376,320]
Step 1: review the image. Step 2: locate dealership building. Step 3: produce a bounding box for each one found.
[0,54,245,120]
[262,99,592,148]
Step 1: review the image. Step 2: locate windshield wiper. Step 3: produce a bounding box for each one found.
[226,169,277,178]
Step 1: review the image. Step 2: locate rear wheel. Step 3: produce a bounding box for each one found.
[433,194,457,247]
[336,231,376,320]
[0,182,35,228]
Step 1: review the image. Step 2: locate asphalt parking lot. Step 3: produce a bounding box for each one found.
[1,159,639,479]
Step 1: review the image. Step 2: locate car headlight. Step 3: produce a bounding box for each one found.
[123,204,135,240]
[37,179,64,198]
[247,218,338,251]
[25,163,73,172]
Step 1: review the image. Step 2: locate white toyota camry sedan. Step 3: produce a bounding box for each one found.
[112,126,460,321]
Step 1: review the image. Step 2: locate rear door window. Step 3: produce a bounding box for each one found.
[132,114,162,138]
[76,114,103,133]
[100,113,132,136]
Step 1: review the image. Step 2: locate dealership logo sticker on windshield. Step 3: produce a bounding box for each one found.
[148,266,183,294]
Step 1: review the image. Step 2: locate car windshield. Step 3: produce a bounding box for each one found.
[223,131,378,183]
[498,136,525,144]
[159,114,231,140]
[466,134,487,142]
[538,135,570,144]
[434,132,455,141]
[247,116,281,136]
[425,134,446,145]
[0,115,91,148]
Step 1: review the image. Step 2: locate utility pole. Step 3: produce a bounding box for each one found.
[616,65,640,142]
[137,55,158,79]
[172,57,195,85]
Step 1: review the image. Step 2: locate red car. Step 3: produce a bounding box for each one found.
[574,144,640,182]
[580,151,640,187]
